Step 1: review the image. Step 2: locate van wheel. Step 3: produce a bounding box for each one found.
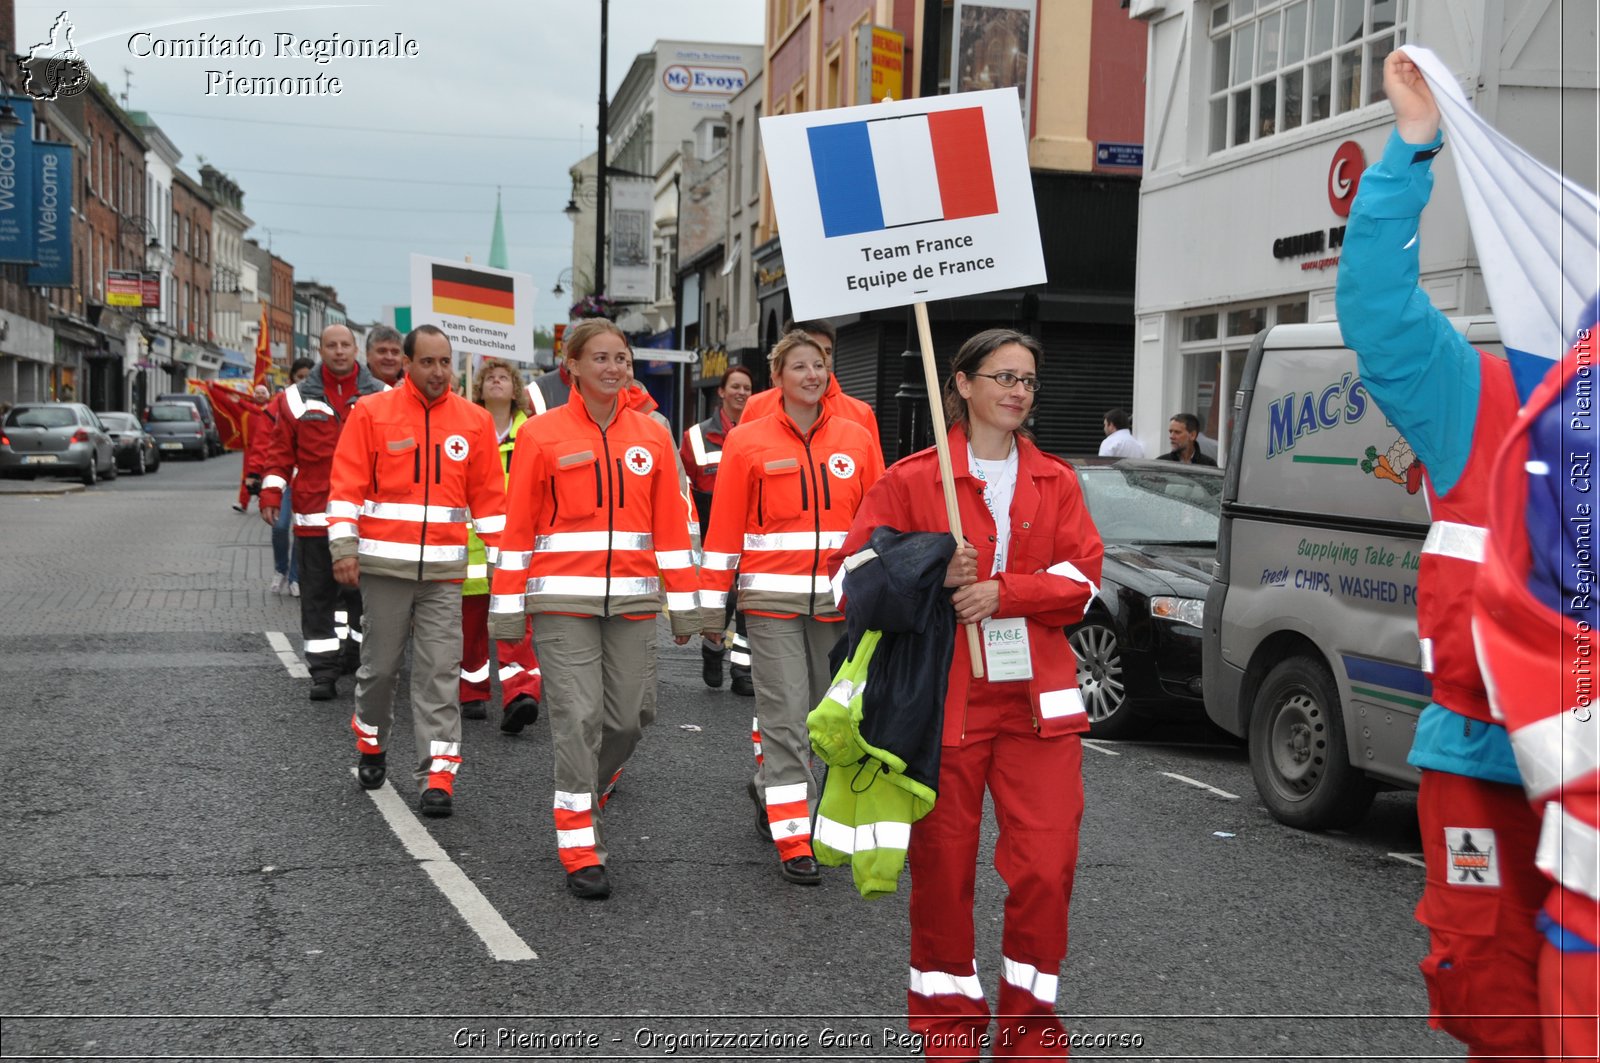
[1248,655,1376,830]
[1069,620,1139,739]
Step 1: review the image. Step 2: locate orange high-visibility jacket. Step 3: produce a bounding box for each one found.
[700,405,884,619]
[325,376,507,582]
[489,389,700,637]
[743,375,883,464]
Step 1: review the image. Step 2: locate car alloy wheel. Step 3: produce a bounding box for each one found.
[1069,620,1131,736]
[133,448,146,475]
[81,459,97,486]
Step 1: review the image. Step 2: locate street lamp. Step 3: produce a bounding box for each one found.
[552,267,574,297]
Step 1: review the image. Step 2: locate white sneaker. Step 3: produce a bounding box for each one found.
[270,573,285,594]
[289,581,300,598]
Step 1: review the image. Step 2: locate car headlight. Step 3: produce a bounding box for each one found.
[1150,596,1205,628]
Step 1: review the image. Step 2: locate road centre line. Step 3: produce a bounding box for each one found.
[1160,771,1241,800]
[352,768,537,962]
[1081,739,1122,756]
[1387,852,1427,869]
[265,631,310,678]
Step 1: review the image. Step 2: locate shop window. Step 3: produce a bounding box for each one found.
[1207,0,1407,154]
[1182,312,1218,342]
[1180,300,1307,463]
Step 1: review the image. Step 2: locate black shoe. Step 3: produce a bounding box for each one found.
[419,788,453,817]
[461,700,487,720]
[701,643,725,688]
[309,678,336,701]
[748,778,772,842]
[566,864,611,899]
[731,674,754,697]
[500,694,540,735]
[357,751,386,790]
[779,855,821,885]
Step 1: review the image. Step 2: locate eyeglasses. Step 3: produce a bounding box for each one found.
[967,371,1041,393]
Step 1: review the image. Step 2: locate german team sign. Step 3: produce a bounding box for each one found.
[408,253,536,366]
[760,88,1044,319]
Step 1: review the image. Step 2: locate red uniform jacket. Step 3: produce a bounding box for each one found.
[258,364,387,537]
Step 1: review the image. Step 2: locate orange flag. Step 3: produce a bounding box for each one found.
[251,303,271,390]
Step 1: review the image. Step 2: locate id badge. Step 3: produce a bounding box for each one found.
[981,617,1033,682]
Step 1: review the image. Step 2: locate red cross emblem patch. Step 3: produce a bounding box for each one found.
[624,445,654,476]
[827,452,856,480]
[443,434,469,462]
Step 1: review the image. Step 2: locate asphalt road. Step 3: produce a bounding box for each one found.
[0,452,1457,1061]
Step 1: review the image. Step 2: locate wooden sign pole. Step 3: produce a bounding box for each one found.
[913,301,985,679]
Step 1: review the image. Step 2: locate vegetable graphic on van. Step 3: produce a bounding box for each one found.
[1360,437,1424,494]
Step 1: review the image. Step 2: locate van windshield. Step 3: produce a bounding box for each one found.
[148,405,197,422]
[1077,466,1222,546]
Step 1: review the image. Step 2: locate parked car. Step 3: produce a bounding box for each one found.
[144,402,209,460]
[151,391,221,456]
[97,411,161,475]
[0,402,117,485]
[1065,458,1223,739]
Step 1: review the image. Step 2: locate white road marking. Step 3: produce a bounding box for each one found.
[353,768,537,962]
[1160,771,1241,800]
[265,631,310,678]
[1081,739,1122,757]
[1387,852,1427,868]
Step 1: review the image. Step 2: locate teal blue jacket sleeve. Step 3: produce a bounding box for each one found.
[1335,129,1480,496]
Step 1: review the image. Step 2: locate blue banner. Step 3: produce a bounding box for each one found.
[0,97,36,263]
[27,142,71,286]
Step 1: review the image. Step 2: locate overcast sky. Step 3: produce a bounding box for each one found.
[14,0,766,332]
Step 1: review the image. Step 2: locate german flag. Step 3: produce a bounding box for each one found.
[431,264,515,325]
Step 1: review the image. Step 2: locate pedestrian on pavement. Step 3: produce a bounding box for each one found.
[364,325,406,387]
[329,325,506,818]
[1156,412,1217,465]
[259,324,386,700]
[681,363,756,694]
[700,330,884,885]
[741,319,884,465]
[1097,408,1146,459]
[233,384,274,512]
[460,357,542,733]
[833,328,1103,1058]
[489,318,700,900]
[1334,50,1553,1059]
[260,359,314,595]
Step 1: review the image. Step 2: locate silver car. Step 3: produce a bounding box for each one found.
[1,403,117,485]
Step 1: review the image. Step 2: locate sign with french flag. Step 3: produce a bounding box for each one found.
[762,88,1044,319]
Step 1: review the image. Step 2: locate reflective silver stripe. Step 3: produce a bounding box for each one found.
[357,539,469,563]
[743,531,847,551]
[474,513,506,534]
[765,782,808,806]
[304,637,341,654]
[701,551,740,571]
[489,594,526,614]
[814,813,858,854]
[687,422,722,466]
[665,591,699,612]
[466,563,488,580]
[737,573,831,594]
[557,827,596,847]
[460,662,491,682]
[1535,801,1600,901]
[1001,956,1059,1006]
[430,740,460,758]
[1419,637,1435,674]
[826,678,859,705]
[908,964,985,1001]
[655,550,695,569]
[1046,558,1100,598]
[1038,688,1086,720]
[327,523,357,542]
[294,511,329,528]
[1422,520,1488,564]
[362,500,469,523]
[1510,711,1600,801]
[527,575,660,596]
[529,386,548,415]
[486,546,500,564]
[262,474,288,491]
[284,386,336,420]
[498,550,533,570]
[554,790,592,812]
[352,714,379,739]
[534,531,654,552]
[729,649,751,666]
[327,500,360,520]
[700,590,729,609]
[833,546,879,604]
[348,630,363,643]
[816,814,910,854]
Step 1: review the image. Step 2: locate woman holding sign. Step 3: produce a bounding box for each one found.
[699,330,884,885]
[833,329,1102,1059]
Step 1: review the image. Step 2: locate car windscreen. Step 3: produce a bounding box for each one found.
[1077,466,1222,545]
[5,406,77,428]
[100,414,138,431]
[148,405,197,422]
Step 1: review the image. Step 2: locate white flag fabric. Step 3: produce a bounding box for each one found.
[1402,44,1600,400]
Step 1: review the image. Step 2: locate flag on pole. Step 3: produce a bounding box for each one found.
[1402,45,1600,400]
[251,302,271,390]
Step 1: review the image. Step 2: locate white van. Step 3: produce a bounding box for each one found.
[1203,317,1501,829]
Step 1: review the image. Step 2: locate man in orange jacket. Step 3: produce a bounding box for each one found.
[327,325,507,818]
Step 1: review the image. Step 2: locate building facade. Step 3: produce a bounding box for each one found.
[128,111,182,406]
[170,170,218,380]
[200,164,253,379]
[1129,0,1600,462]
[293,281,346,361]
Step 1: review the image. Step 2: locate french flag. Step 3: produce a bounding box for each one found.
[807,108,999,238]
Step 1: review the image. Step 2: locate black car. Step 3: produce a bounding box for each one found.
[97,411,161,475]
[1066,459,1222,739]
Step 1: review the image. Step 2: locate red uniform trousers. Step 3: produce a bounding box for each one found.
[907,685,1084,1060]
[1416,770,1549,1061]
[459,594,542,708]
[1538,944,1599,1060]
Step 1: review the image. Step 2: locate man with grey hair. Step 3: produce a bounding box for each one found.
[365,325,405,387]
